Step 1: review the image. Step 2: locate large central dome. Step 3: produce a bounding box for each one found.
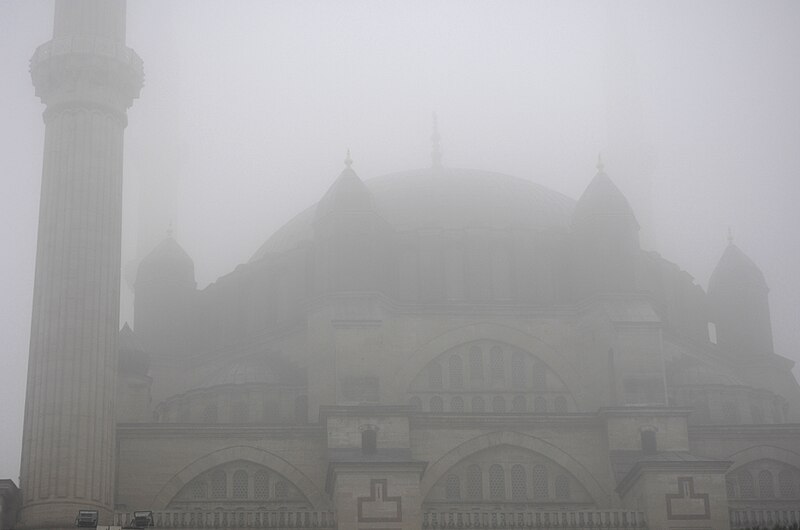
[251,168,575,261]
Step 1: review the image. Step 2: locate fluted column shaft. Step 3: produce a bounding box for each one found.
[20,2,142,528]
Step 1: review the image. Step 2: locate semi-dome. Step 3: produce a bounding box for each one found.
[251,167,574,261]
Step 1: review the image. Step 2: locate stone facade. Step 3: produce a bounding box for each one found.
[12,2,800,530]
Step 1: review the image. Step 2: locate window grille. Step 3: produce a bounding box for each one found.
[511,465,527,500]
[738,471,754,498]
[726,477,736,498]
[450,396,465,413]
[512,395,526,412]
[534,396,547,413]
[409,396,422,411]
[554,475,570,499]
[758,470,775,498]
[722,401,740,424]
[430,395,444,412]
[750,404,764,424]
[471,396,486,413]
[275,480,288,499]
[232,470,248,499]
[511,352,525,388]
[177,403,190,422]
[489,464,505,500]
[489,346,505,385]
[466,464,483,500]
[492,396,506,413]
[231,401,248,423]
[449,355,464,389]
[445,474,461,500]
[211,470,226,498]
[191,480,207,499]
[428,361,443,389]
[254,471,269,499]
[554,396,568,413]
[533,464,548,499]
[778,469,795,498]
[469,346,484,385]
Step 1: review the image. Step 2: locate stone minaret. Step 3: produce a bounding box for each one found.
[20,1,142,527]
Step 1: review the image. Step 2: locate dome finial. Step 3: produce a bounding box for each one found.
[166,221,173,238]
[344,148,353,169]
[727,226,734,245]
[596,153,605,173]
[431,111,443,170]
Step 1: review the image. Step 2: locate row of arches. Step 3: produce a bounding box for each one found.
[409,394,569,413]
[189,469,291,500]
[727,469,799,500]
[426,347,550,391]
[444,464,572,502]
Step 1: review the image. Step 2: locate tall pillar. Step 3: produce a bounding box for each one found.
[19,1,143,528]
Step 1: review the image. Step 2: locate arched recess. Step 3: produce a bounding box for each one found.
[420,431,611,506]
[392,322,586,409]
[726,445,800,473]
[151,445,328,509]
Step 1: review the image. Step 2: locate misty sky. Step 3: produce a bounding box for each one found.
[1,1,798,481]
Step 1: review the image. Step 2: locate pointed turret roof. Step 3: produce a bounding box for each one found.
[136,234,195,287]
[572,158,639,228]
[709,241,768,293]
[118,323,150,376]
[314,150,375,221]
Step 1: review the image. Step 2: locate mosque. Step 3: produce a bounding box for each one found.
[4,2,800,530]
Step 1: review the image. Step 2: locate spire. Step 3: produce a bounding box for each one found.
[727,226,733,245]
[431,112,443,170]
[596,153,605,173]
[344,148,353,169]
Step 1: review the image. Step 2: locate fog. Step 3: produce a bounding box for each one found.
[1,0,799,487]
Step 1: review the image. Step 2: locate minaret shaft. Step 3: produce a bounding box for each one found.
[20,1,142,527]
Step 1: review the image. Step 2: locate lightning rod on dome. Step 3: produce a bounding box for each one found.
[344,148,353,169]
[431,111,443,171]
[596,153,605,173]
[727,226,734,245]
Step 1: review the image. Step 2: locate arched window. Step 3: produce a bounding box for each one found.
[231,401,248,423]
[294,395,308,424]
[428,361,443,389]
[492,396,506,413]
[203,403,218,423]
[533,465,548,499]
[409,396,422,412]
[512,395,526,412]
[449,356,464,389]
[254,471,269,499]
[232,470,248,499]
[722,401,740,424]
[450,396,465,413]
[641,430,657,455]
[211,470,226,498]
[532,361,547,388]
[489,346,505,385]
[778,469,795,498]
[466,465,483,500]
[534,396,547,413]
[275,480,288,499]
[725,477,736,499]
[511,352,526,388]
[758,470,775,498]
[554,475,570,499]
[738,471,754,498]
[750,404,764,424]
[471,395,486,413]
[554,396,568,413]
[430,395,444,413]
[489,464,505,500]
[177,403,190,422]
[511,465,527,500]
[469,346,484,386]
[191,480,207,499]
[445,475,461,500]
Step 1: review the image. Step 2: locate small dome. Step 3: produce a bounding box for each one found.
[118,323,150,376]
[136,236,195,288]
[709,243,768,293]
[572,170,639,228]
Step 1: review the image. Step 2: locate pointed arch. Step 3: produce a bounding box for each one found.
[151,445,328,509]
[419,431,610,505]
